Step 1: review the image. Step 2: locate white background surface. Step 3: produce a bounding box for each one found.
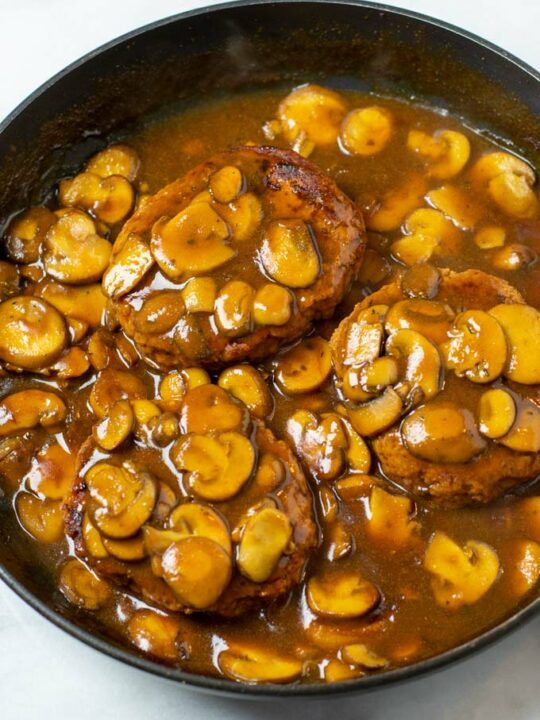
[0,0,539,718]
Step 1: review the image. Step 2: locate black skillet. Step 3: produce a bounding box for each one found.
[0,0,539,698]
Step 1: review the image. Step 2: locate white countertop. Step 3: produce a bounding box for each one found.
[1,1,539,717]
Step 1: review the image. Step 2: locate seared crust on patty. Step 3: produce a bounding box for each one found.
[106,146,366,370]
[331,268,540,507]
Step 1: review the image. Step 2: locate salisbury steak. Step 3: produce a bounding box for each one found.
[330,267,540,507]
[103,145,365,369]
[65,382,317,617]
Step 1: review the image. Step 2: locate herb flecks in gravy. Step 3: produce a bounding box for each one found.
[1,84,540,685]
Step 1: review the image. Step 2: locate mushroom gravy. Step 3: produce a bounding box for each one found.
[0,86,539,685]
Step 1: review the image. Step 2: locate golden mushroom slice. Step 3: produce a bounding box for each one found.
[89,368,148,419]
[218,365,272,419]
[16,493,64,543]
[341,418,372,474]
[92,399,135,451]
[407,129,471,179]
[385,298,454,345]
[0,296,67,370]
[260,219,320,289]
[86,144,141,182]
[478,388,516,439]
[214,280,254,337]
[102,534,147,561]
[59,171,135,225]
[181,276,217,313]
[386,328,442,405]
[37,280,107,327]
[237,507,293,583]
[59,558,111,610]
[426,184,481,230]
[133,291,185,336]
[25,442,76,500]
[341,322,385,371]
[43,209,112,284]
[127,609,183,660]
[346,387,403,438]
[488,304,540,384]
[401,401,486,463]
[341,643,388,670]
[219,644,303,684]
[209,165,243,203]
[161,536,232,609]
[216,192,262,242]
[366,174,427,232]
[171,431,255,501]
[474,225,506,250]
[424,531,499,609]
[167,502,231,555]
[277,83,347,146]
[5,206,56,263]
[102,233,155,299]
[275,336,332,395]
[150,202,234,280]
[285,410,347,481]
[253,283,293,326]
[391,208,459,266]
[180,384,248,434]
[498,399,540,453]
[307,571,379,619]
[470,151,538,218]
[339,106,393,156]
[507,540,540,597]
[82,512,108,559]
[442,310,508,383]
[491,243,537,272]
[342,356,399,404]
[367,486,417,547]
[0,390,66,436]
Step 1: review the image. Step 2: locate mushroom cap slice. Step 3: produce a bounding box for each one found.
[275,336,332,395]
[237,507,293,583]
[0,296,67,369]
[488,304,540,385]
[386,328,442,405]
[218,645,303,683]
[346,387,403,438]
[307,572,380,619]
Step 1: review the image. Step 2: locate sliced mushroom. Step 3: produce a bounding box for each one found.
[260,219,320,289]
[86,144,140,182]
[133,291,185,335]
[424,531,499,609]
[172,431,255,501]
[385,299,454,345]
[161,536,232,609]
[219,644,303,683]
[92,399,135,450]
[59,171,134,224]
[216,192,262,242]
[278,83,347,146]
[150,202,234,280]
[367,487,417,547]
[341,418,372,474]
[214,280,254,337]
[341,643,388,670]
[342,357,399,403]
[209,166,243,203]
[339,106,393,156]
[307,571,379,618]
[253,283,293,326]
[478,388,516,439]
[491,243,537,272]
[470,151,537,218]
[5,207,56,263]
[0,390,66,436]
[127,609,183,660]
[218,365,272,419]
[254,453,285,492]
[474,226,506,250]
[181,277,217,313]
[402,401,486,463]
[366,174,427,232]
[346,387,403,438]
[442,310,508,383]
[37,280,107,327]
[89,368,147,419]
[59,558,111,610]
[25,442,75,500]
[391,208,459,266]
[102,533,147,561]
[508,540,540,597]
[285,410,347,480]
[407,129,471,179]
[323,659,364,682]
[151,412,180,446]
[498,399,540,453]
[341,320,385,370]
[49,347,90,379]
[167,502,231,555]
[275,336,332,395]
[386,328,442,405]
[16,493,64,543]
[488,304,540,384]
[43,209,112,284]
[0,296,67,369]
[102,234,154,299]
[237,506,293,583]
[427,184,481,230]
[180,384,248,434]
